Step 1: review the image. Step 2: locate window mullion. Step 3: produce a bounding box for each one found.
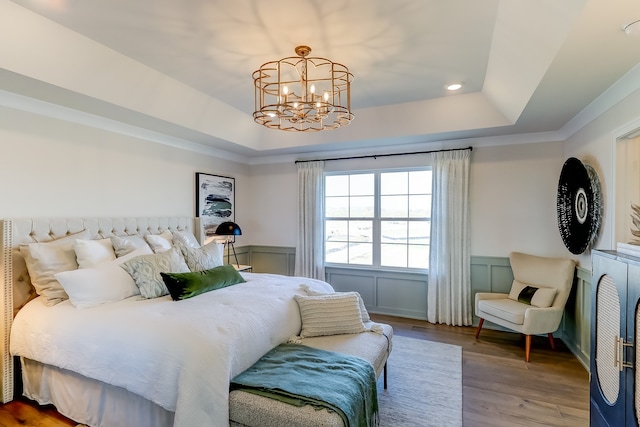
[372,172,381,267]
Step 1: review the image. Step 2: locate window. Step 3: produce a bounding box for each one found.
[325,169,432,269]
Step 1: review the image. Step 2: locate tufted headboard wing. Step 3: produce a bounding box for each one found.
[0,216,198,403]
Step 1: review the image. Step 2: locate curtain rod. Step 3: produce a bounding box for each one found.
[294,146,473,164]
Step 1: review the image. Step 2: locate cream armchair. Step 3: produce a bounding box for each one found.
[475,252,576,362]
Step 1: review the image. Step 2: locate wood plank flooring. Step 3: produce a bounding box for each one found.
[374,314,590,427]
[0,315,590,426]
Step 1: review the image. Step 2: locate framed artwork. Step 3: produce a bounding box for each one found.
[196,172,235,241]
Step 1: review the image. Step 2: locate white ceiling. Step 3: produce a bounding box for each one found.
[2,0,640,162]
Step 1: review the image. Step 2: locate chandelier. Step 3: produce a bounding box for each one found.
[252,46,354,132]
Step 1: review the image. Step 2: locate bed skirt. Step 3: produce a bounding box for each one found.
[21,357,174,427]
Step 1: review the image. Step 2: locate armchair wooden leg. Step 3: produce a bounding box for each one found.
[548,333,555,350]
[475,318,484,339]
[525,335,531,362]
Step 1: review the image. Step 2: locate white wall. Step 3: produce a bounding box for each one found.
[245,162,298,247]
[564,87,640,268]
[0,105,251,245]
[470,141,568,257]
[249,143,570,259]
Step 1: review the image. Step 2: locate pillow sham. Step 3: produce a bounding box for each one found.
[74,238,116,268]
[177,240,224,271]
[507,280,557,308]
[145,230,173,253]
[300,286,371,322]
[120,247,190,299]
[20,229,91,306]
[55,248,148,309]
[294,292,366,338]
[161,264,246,301]
[172,230,201,249]
[111,235,152,257]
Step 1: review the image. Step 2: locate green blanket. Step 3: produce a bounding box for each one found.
[230,343,379,427]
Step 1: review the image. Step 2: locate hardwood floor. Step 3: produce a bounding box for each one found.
[0,315,589,427]
[373,314,590,427]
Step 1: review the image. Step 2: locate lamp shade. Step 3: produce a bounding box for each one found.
[215,221,242,236]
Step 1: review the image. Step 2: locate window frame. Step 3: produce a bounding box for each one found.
[324,167,432,272]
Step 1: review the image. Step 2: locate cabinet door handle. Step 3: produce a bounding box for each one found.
[615,336,634,371]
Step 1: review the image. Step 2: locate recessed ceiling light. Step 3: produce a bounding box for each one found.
[624,19,640,35]
[447,83,463,91]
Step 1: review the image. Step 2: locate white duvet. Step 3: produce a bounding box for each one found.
[10,272,334,427]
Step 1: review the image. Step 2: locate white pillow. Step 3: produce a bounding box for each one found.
[294,293,366,338]
[20,230,91,306]
[111,235,152,257]
[172,230,200,249]
[145,230,173,253]
[74,238,116,268]
[55,249,147,309]
[120,247,190,298]
[177,241,224,271]
[508,280,557,308]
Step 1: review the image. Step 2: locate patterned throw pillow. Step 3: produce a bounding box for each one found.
[177,241,224,272]
[120,247,190,298]
[294,292,366,338]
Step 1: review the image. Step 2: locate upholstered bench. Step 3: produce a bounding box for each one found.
[229,321,393,427]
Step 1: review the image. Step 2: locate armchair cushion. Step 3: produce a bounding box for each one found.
[507,280,557,308]
[477,299,528,325]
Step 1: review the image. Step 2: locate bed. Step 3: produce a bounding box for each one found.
[0,216,356,427]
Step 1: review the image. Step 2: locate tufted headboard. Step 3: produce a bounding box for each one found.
[0,216,198,403]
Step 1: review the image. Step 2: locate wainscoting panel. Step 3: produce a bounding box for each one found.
[470,256,513,294]
[326,267,428,319]
[560,266,590,369]
[376,276,428,319]
[324,271,375,307]
[243,246,295,276]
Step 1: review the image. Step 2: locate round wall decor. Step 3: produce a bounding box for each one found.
[557,157,602,254]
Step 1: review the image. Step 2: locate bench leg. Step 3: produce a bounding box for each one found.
[383,363,387,389]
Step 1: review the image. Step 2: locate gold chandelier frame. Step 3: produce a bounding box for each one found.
[253,46,354,132]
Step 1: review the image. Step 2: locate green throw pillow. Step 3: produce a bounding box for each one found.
[161,264,246,301]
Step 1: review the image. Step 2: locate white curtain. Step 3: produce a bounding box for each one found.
[294,161,325,280]
[427,149,472,326]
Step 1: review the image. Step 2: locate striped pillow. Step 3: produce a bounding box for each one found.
[294,292,366,338]
[300,285,371,322]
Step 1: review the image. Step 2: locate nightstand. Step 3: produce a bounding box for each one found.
[233,264,252,272]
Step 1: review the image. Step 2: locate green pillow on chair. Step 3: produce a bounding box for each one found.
[161,264,246,301]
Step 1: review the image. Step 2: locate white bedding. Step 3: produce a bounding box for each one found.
[10,272,334,427]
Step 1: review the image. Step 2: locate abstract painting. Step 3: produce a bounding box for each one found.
[196,173,235,240]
